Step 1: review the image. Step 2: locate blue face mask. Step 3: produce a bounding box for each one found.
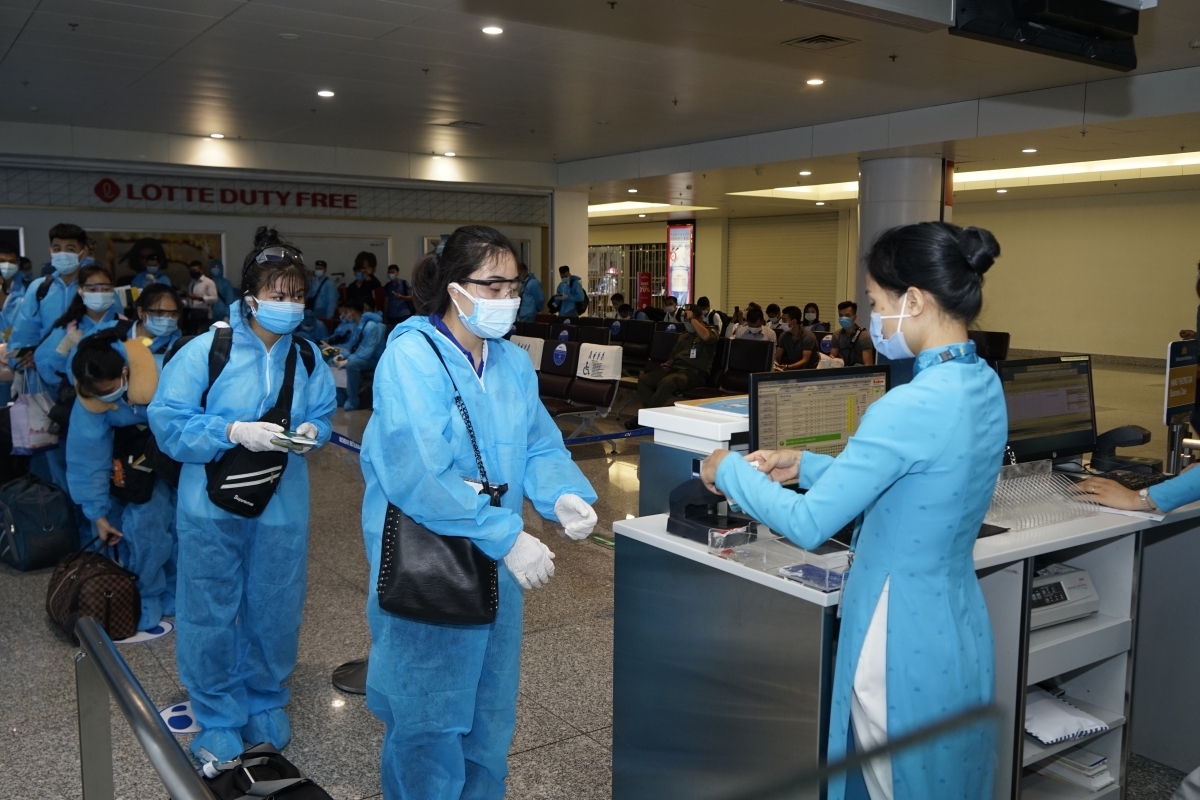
[144,316,178,337]
[354,272,365,282]
[51,251,80,274]
[82,291,115,312]
[95,379,127,404]
[838,316,853,330]
[252,299,304,335]
[869,296,915,360]
[210,266,222,279]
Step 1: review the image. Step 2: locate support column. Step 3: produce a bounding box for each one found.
[694,218,727,310]
[551,190,590,277]
[856,157,948,318]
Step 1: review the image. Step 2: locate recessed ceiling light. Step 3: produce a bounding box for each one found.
[444,152,456,157]
[997,189,1008,193]
[815,201,825,205]
[628,188,637,193]
[799,170,812,176]
[210,133,224,139]
[1022,148,1037,153]
[317,90,335,98]
[806,78,825,86]
[278,33,300,40]
[638,214,646,217]
[482,26,503,34]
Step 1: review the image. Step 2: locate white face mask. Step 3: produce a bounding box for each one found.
[448,283,520,339]
[0,262,16,280]
[869,294,916,360]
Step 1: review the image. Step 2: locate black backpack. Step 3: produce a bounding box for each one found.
[203,743,333,800]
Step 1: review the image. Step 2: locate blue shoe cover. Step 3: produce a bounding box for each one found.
[242,708,292,749]
[190,726,245,764]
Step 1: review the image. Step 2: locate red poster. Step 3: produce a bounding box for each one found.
[636,272,652,308]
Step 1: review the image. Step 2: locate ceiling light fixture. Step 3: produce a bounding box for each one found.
[815,201,825,205]
[278,33,300,40]
[317,90,335,98]
[1022,148,1037,153]
[806,78,825,86]
[482,26,503,34]
[638,214,646,217]
[628,188,637,193]
[444,152,456,157]
[997,189,1008,193]
[210,133,224,139]
[799,170,812,176]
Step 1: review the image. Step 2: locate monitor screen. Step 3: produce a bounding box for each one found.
[749,366,890,455]
[997,356,1097,463]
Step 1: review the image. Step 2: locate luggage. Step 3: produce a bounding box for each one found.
[45,541,140,643]
[203,743,334,800]
[0,475,75,571]
[110,424,157,505]
[10,372,58,456]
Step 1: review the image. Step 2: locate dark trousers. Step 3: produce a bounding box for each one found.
[637,367,703,408]
[185,309,210,335]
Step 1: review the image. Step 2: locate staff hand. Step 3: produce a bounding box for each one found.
[745,449,801,483]
[96,517,123,545]
[700,449,731,494]
[1075,477,1141,511]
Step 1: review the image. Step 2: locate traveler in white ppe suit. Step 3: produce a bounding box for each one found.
[360,224,598,800]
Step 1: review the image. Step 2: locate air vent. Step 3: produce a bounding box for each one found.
[446,120,486,129]
[781,34,859,50]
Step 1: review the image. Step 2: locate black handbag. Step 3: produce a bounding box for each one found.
[376,331,500,625]
[204,341,299,518]
[203,743,333,800]
[109,424,157,505]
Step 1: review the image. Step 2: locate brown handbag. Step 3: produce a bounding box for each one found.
[45,542,141,644]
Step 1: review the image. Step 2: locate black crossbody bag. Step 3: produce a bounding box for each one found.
[376,331,499,625]
[204,340,299,518]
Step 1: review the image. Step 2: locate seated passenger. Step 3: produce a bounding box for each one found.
[332,298,386,411]
[634,306,717,410]
[735,307,777,343]
[776,305,818,370]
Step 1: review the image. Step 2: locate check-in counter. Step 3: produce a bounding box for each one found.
[619,405,1200,800]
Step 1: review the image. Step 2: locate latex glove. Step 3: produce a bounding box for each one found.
[228,421,289,453]
[332,356,347,369]
[554,494,597,540]
[55,327,85,355]
[293,422,319,454]
[503,532,555,590]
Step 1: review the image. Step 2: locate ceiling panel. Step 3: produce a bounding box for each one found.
[37,0,224,31]
[223,2,408,39]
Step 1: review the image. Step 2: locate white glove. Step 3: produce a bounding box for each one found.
[56,327,85,355]
[554,494,598,541]
[228,421,289,453]
[503,532,555,590]
[293,422,319,454]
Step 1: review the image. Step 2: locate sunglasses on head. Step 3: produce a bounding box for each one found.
[252,246,305,268]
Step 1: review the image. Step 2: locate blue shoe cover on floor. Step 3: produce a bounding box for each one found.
[190,726,245,764]
[242,708,292,749]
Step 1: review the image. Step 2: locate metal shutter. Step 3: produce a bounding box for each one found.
[726,214,840,318]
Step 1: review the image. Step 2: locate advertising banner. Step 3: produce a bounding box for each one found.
[636,272,652,307]
[1165,340,1198,425]
[667,223,694,305]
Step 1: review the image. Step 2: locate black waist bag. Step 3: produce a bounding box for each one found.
[110,424,157,505]
[204,342,298,518]
[204,743,333,800]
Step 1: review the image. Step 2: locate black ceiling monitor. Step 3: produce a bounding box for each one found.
[748,366,891,454]
[996,355,1098,463]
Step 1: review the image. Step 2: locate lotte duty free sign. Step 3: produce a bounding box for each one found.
[93,178,359,210]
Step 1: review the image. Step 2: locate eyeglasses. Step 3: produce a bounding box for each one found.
[253,246,305,268]
[460,277,521,299]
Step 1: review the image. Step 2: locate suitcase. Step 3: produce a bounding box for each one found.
[0,474,75,571]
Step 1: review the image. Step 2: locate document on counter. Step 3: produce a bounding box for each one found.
[1097,507,1165,523]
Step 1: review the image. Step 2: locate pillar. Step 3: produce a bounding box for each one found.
[551,190,590,280]
[694,218,727,310]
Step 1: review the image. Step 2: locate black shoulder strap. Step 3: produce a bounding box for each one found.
[199,327,233,409]
[291,334,316,376]
[36,276,52,303]
[270,336,300,429]
[113,318,135,340]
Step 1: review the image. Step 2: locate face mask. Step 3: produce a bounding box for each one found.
[251,299,304,335]
[144,316,178,337]
[95,379,127,404]
[51,251,80,274]
[838,316,853,330]
[0,262,17,280]
[449,282,520,340]
[210,267,222,278]
[146,265,159,274]
[869,295,915,360]
[804,312,817,322]
[354,272,365,282]
[314,269,325,278]
[666,306,677,315]
[82,291,115,312]
[389,274,398,282]
[190,271,203,280]
[769,315,779,322]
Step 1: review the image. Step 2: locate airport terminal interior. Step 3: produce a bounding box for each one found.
[5,1,1200,799]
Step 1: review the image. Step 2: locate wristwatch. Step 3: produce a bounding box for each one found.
[1138,488,1159,512]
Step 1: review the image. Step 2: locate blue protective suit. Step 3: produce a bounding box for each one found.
[135,325,183,369]
[210,262,237,323]
[553,275,585,317]
[296,310,329,344]
[35,307,123,394]
[339,311,385,410]
[307,276,339,320]
[1149,464,1200,513]
[65,340,177,631]
[147,324,336,761]
[361,316,597,800]
[131,270,171,290]
[1,272,28,340]
[9,274,80,354]
[327,317,355,346]
[714,341,1006,800]
[517,275,544,322]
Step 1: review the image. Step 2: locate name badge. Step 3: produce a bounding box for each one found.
[689,346,697,359]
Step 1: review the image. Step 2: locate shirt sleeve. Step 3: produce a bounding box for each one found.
[34,327,67,388]
[299,342,336,446]
[518,354,598,518]
[1149,468,1200,514]
[146,333,238,463]
[65,402,116,522]
[8,278,45,352]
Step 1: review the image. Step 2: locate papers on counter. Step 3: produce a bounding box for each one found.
[1032,746,1116,792]
[1024,689,1110,745]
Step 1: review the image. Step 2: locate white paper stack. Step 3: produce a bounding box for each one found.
[1033,747,1115,792]
[1025,689,1110,745]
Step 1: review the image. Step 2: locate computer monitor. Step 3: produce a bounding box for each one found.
[748,366,891,454]
[996,355,1097,463]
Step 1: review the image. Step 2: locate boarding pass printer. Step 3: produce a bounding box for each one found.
[1030,564,1100,631]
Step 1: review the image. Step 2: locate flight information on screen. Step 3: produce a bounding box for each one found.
[998,356,1096,461]
[752,370,889,456]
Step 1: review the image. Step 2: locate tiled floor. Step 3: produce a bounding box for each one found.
[0,365,1190,799]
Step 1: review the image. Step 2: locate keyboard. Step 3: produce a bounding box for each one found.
[1093,470,1168,491]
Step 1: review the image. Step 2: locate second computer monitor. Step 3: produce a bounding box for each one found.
[748,366,891,455]
[996,355,1097,463]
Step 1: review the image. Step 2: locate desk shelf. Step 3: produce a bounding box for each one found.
[1022,697,1126,767]
[1027,614,1131,685]
[1021,773,1120,799]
